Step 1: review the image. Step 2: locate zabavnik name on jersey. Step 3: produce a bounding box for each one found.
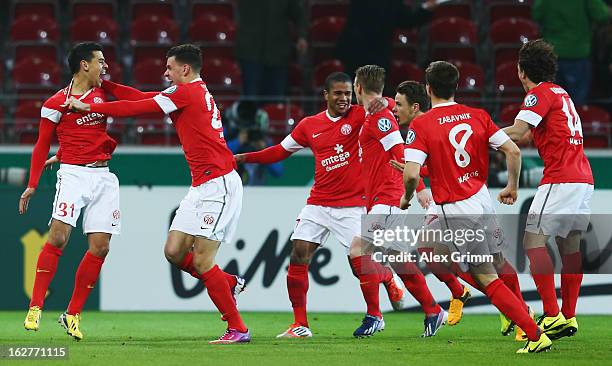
[438,112,471,125]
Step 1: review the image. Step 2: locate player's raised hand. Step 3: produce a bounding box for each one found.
[19,187,36,214]
[417,189,434,209]
[368,97,388,115]
[389,159,405,172]
[62,97,91,113]
[44,155,59,170]
[234,154,246,164]
[497,186,518,205]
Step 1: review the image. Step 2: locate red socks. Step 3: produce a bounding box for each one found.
[527,247,559,316]
[485,279,540,341]
[201,265,247,332]
[287,263,309,327]
[497,260,528,312]
[67,251,105,315]
[395,261,442,316]
[561,252,582,319]
[180,252,237,288]
[350,256,382,318]
[418,247,464,298]
[29,243,63,308]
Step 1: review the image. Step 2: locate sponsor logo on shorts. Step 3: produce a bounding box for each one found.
[367,222,385,233]
[112,210,121,220]
[340,123,352,135]
[203,215,215,226]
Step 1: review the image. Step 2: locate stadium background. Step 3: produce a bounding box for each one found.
[1,0,612,325]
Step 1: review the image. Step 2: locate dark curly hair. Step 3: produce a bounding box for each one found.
[518,39,557,83]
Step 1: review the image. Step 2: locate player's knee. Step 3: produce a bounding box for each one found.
[164,246,183,266]
[90,244,109,258]
[47,231,68,248]
[289,248,311,265]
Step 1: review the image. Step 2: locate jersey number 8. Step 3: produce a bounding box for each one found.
[448,123,473,168]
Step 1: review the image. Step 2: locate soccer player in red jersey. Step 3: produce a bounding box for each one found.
[402,61,551,353]
[352,65,445,338]
[66,44,250,344]
[236,72,405,338]
[20,43,119,340]
[391,81,472,326]
[503,40,594,340]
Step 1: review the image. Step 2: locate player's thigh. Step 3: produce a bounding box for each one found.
[290,239,320,264]
[82,171,121,235]
[291,205,331,247]
[328,206,366,252]
[50,166,88,230]
[170,171,242,243]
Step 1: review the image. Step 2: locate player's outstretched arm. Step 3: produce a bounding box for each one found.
[502,119,531,142]
[65,96,163,117]
[236,144,293,165]
[19,118,56,214]
[497,139,521,205]
[101,80,158,101]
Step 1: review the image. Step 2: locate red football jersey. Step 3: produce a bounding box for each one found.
[41,87,117,164]
[359,109,405,210]
[404,102,509,204]
[152,78,235,186]
[281,107,366,207]
[516,82,594,185]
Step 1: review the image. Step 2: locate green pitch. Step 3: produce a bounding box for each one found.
[0,311,610,366]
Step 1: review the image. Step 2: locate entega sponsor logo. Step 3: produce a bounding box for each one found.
[321,144,350,172]
[76,112,106,126]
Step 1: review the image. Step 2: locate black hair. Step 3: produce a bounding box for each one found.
[166,44,202,73]
[67,42,103,75]
[425,61,459,100]
[518,39,558,83]
[324,72,352,91]
[396,81,429,111]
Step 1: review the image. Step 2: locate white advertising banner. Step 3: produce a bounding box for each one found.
[101,186,612,313]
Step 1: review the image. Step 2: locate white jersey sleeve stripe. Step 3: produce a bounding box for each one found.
[153,94,178,114]
[516,109,542,127]
[379,130,403,151]
[40,107,62,123]
[489,129,511,150]
[280,135,304,152]
[404,148,427,165]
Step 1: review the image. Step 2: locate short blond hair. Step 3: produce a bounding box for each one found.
[355,65,386,94]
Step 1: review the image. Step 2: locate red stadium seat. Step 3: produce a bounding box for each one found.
[490,16,539,65]
[579,104,611,138]
[72,1,116,19]
[132,58,168,90]
[310,16,346,63]
[429,17,478,62]
[189,14,235,44]
[11,15,59,42]
[262,103,305,136]
[130,15,179,44]
[310,1,348,20]
[389,61,423,87]
[14,2,56,19]
[131,1,174,20]
[14,44,58,64]
[489,2,532,24]
[70,15,118,43]
[454,60,485,90]
[392,28,418,62]
[432,2,472,21]
[312,59,344,89]
[14,100,45,144]
[498,103,521,126]
[132,46,169,65]
[12,58,61,89]
[192,1,235,20]
[495,61,523,95]
[201,57,241,90]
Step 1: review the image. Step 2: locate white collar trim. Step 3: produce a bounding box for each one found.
[432,101,458,109]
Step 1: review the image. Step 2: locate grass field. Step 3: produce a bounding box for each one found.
[0,311,611,366]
